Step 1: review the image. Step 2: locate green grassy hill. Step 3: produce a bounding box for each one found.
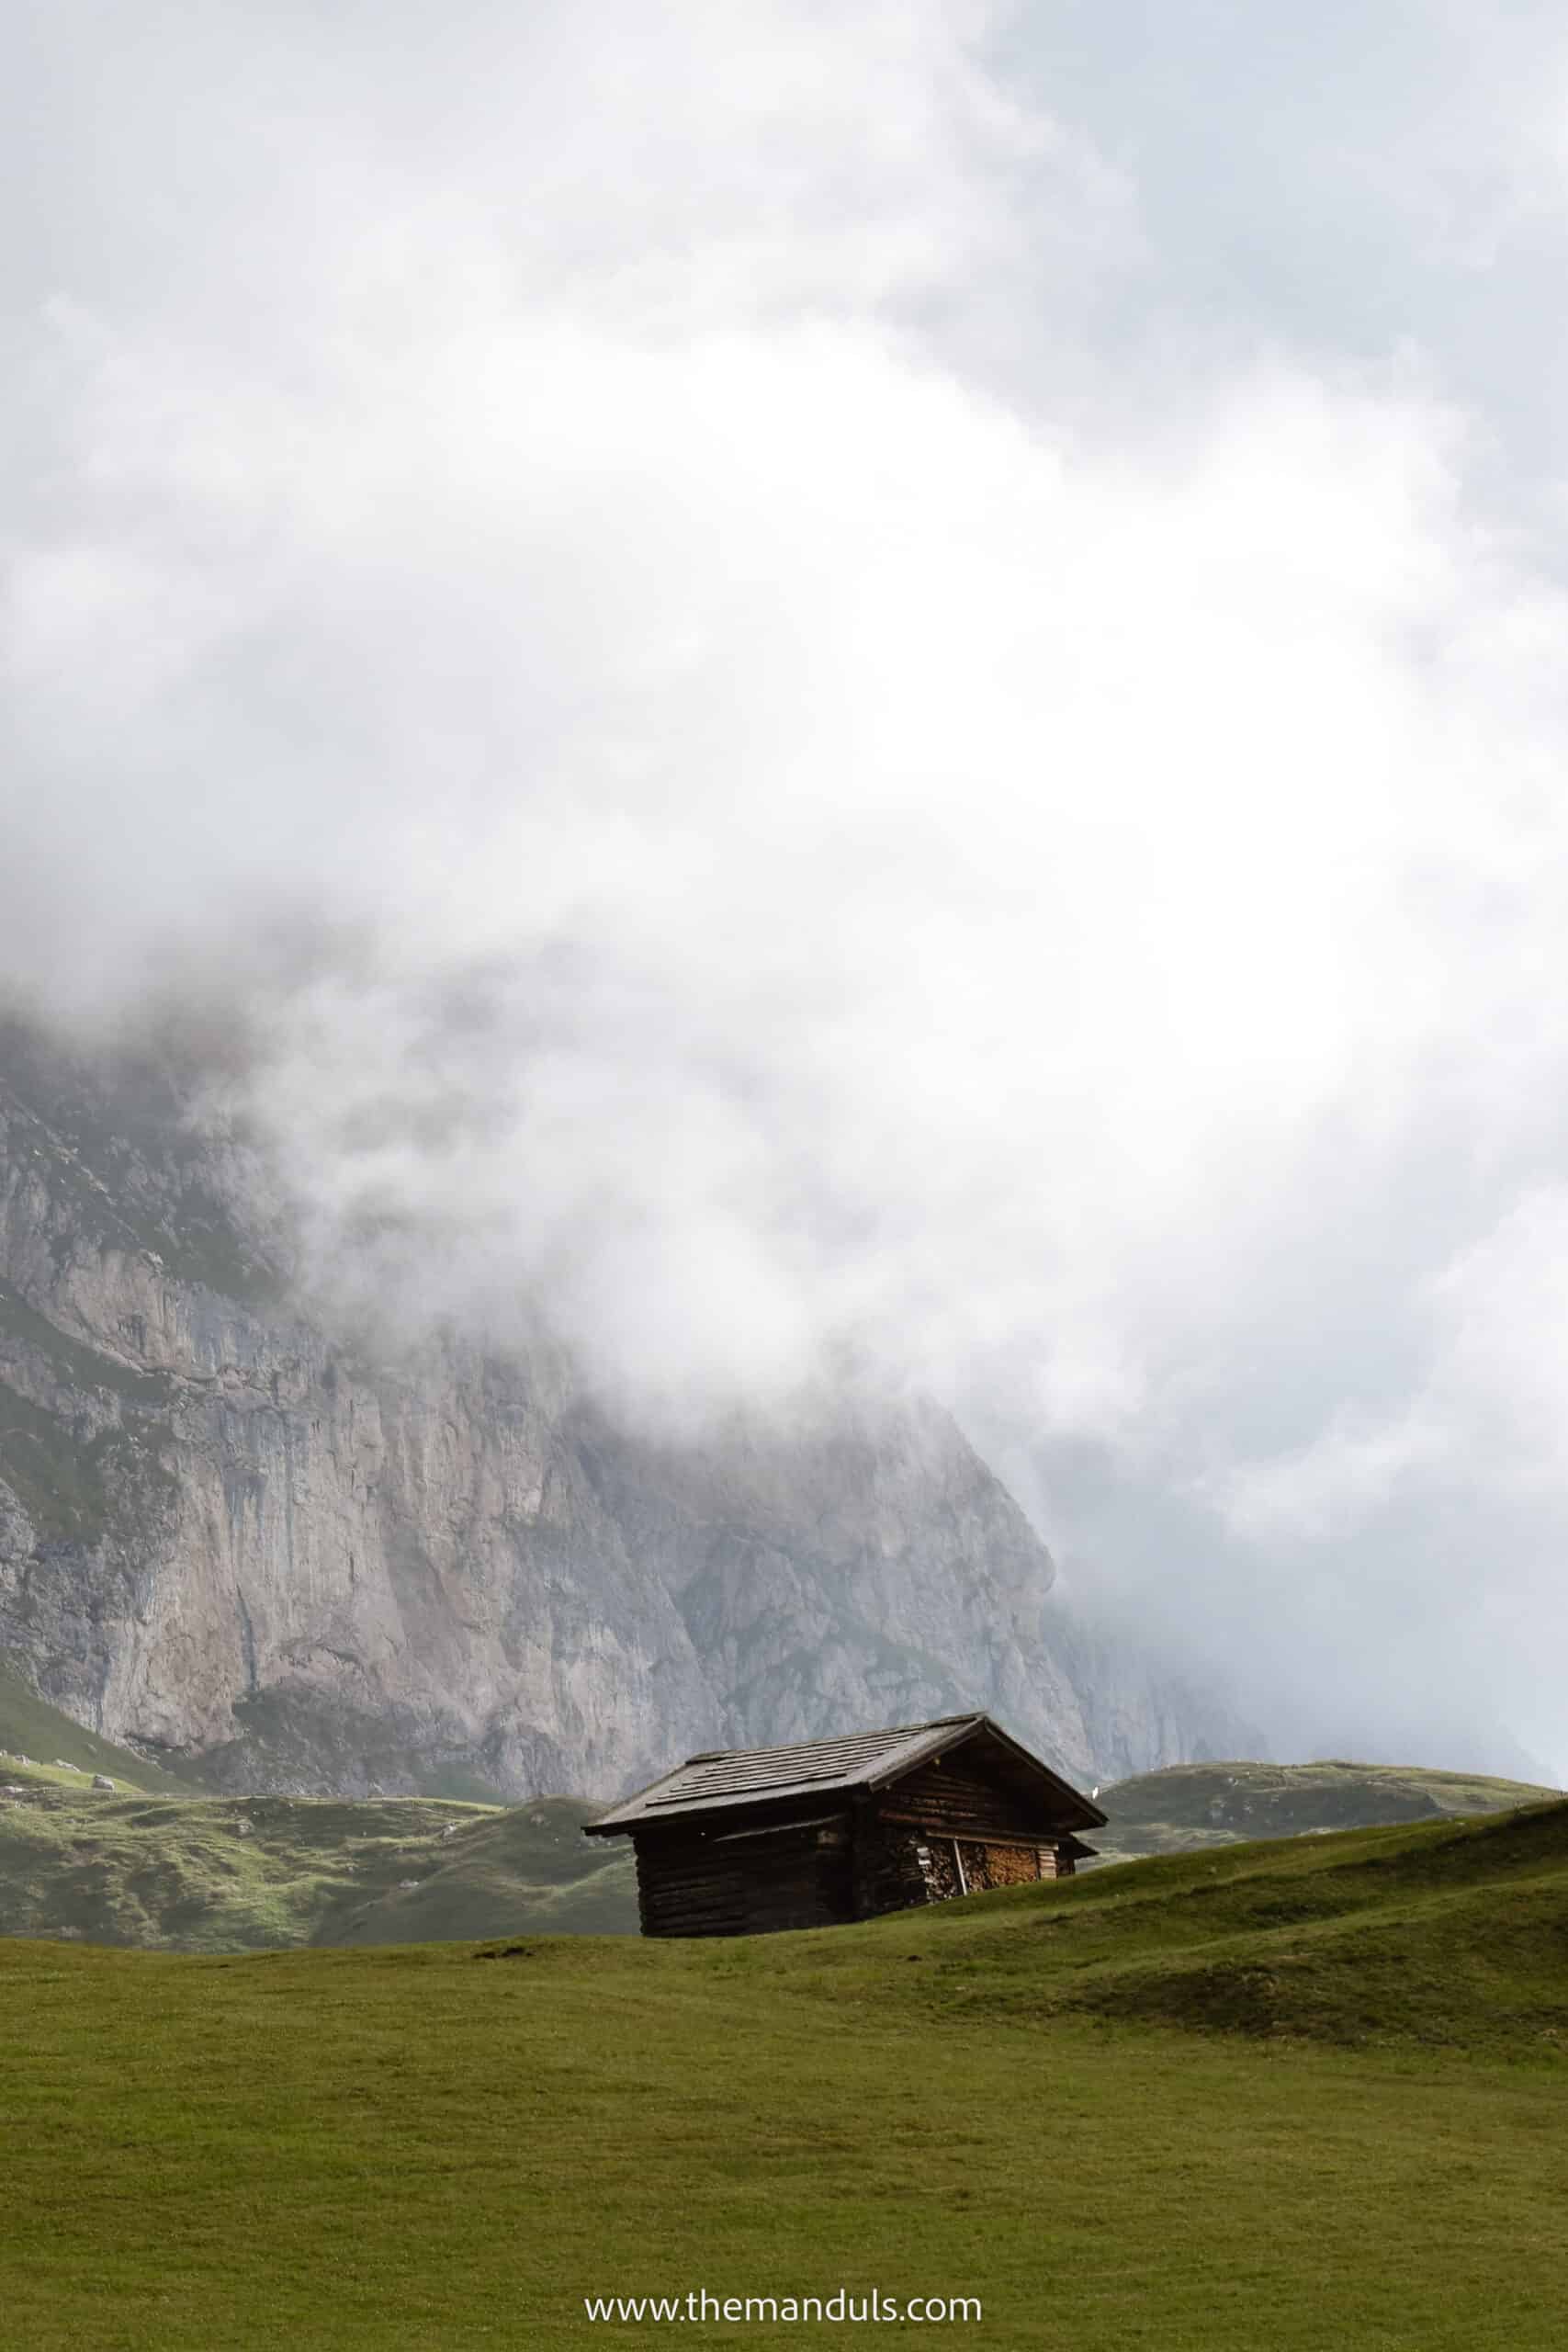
[1093,1756,1561,1861]
[0,1758,637,1949]
[4,1731,1560,1955]
[3,1797,1566,2349]
[0,1658,199,1795]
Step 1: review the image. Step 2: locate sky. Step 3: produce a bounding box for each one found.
[4,1,1568,1778]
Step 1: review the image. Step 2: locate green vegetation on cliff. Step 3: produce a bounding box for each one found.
[0,1662,195,1795]
[1,1798,1566,2349]
[0,1022,281,1304]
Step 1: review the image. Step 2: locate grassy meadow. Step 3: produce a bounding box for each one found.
[6,1650,1558,1958]
[4,1798,1568,2351]
[0,1663,639,1945]
[1090,1755,1562,1862]
[0,1767,637,1949]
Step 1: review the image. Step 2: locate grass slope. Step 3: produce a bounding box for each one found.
[1093,1755,1562,1861]
[3,1736,1560,1955]
[0,1764,637,1949]
[3,1799,1567,2350]
[0,1660,195,1795]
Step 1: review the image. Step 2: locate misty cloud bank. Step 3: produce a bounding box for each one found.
[5,2,1568,1777]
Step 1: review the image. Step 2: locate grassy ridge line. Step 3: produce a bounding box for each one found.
[1092,1755,1562,1862]
[0,1770,638,1949]
[3,1802,1568,2350]
[2,1721,1559,1953]
[724,1794,1568,2058]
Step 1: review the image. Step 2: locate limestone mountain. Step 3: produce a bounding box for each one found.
[0,1015,1250,1799]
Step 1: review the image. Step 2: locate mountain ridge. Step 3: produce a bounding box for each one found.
[0,1014,1254,1798]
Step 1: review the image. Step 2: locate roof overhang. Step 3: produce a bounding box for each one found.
[871,1713,1108,1833]
[582,1712,1107,1838]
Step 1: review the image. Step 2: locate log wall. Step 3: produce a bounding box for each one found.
[626,1758,1086,1937]
[851,1817,1078,1913]
[876,1754,1052,1843]
[632,1813,853,1938]
[856,1767,1088,1918]
[852,1817,953,1914]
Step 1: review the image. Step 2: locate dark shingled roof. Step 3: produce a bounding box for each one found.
[583,1712,1107,1836]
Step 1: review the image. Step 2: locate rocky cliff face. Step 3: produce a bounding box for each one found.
[0,1019,1249,1798]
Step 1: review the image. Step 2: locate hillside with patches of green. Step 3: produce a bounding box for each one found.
[6,1724,1561,1954]
[1092,1756,1562,1863]
[0,1659,197,1795]
[3,1798,1567,2350]
[0,1758,637,1949]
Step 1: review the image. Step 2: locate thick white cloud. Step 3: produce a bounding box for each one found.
[5,0,1568,1773]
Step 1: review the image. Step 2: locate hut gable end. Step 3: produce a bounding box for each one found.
[874,1751,1060,1841]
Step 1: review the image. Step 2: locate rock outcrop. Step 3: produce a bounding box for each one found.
[0,1016,1247,1797]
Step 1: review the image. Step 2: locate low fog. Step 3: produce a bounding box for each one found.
[5,2,1568,1778]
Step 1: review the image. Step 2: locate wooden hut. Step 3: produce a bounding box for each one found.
[582,1712,1106,1939]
